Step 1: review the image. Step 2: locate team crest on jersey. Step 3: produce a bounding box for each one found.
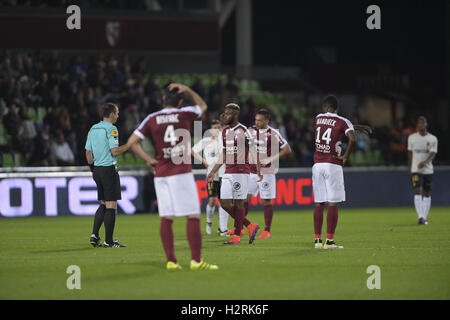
[233,182,241,191]
[110,129,119,136]
[262,182,270,190]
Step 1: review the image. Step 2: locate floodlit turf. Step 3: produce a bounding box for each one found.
[1,207,449,300]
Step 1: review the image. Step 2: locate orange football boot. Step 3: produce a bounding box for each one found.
[224,235,240,244]
[247,223,260,244]
[226,228,245,236]
[257,230,271,239]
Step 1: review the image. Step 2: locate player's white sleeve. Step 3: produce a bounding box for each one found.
[407,135,413,151]
[431,136,438,153]
[344,118,354,136]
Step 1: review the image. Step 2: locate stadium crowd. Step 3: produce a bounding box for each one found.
[0,50,421,168]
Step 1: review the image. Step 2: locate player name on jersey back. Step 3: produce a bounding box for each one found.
[156,114,180,124]
[134,105,202,177]
[313,112,354,166]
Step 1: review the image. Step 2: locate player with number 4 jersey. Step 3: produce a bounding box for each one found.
[126,82,218,271]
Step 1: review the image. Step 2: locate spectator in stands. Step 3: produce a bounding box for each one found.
[19,104,37,143]
[40,122,51,141]
[208,75,224,111]
[50,130,75,166]
[191,75,207,101]
[58,106,71,134]
[29,138,53,167]
[3,103,21,136]
[67,130,80,163]
[225,73,238,96]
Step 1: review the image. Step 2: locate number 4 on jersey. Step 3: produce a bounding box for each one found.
[164,125,178,146]
[316,127,332,145]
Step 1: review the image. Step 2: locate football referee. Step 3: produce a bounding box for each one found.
[85,103,130,248]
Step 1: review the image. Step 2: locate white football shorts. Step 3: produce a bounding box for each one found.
[312,162,346,203]
[248,173,276,199]
[220,173,249,200]
[154,172,200,217]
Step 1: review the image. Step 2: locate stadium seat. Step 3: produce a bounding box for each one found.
[2,153,14,167]
[27,108,37,121]
[0,123,9,146]
[37,107,47,122]
[13,153,25,167]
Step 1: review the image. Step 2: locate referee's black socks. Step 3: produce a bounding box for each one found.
[92,204,106,238]
[104,208,116,245]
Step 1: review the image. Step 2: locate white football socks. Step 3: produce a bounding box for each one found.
[422,196,431,220]
[206,204,215,223]
[218,207,229,232]
[414,195,423,219]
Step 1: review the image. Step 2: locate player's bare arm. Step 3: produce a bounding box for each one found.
[192,150,208,168]
[261,144,292,166]
[353,124,373,135]
[336,130,356,166]
[207,152,224,182]
[85,150,94,165]
[126,133,158,168]
[168,83,207,113]
[418,152,436,169]
[110,143,132,157]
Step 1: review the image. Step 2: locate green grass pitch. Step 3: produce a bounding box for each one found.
[1,207,449,299]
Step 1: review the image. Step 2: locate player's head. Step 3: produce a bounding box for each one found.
[322,95,338,113]
[223,103,240,125]
[210,119,221,137]
[102,103,119,124]
[211,119,221,130]
[163,82,184,108]
[417,116,428,132]
[255,108,270,129]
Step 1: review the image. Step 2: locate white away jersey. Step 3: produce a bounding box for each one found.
[192,135,225,180]
[407,132,438,174]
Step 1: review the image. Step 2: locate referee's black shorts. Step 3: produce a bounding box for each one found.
[93,165,121,201]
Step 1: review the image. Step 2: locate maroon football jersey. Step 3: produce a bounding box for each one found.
[248,125,288,174]
[134,105,202,177]
[222,123,253,174]
[313,112,354,166]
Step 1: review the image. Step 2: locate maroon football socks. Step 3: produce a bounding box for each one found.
[186,218,202,262]
[160,218,176,263]
[263,204,274,232]
[314,205,324,238]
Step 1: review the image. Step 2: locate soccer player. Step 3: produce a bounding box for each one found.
[246,108,292,239]
[126,83,218,270]
[85,103,130,248]
[407,116,438,225]
[312,95,357,249]
[192,120,229,235]
[207,103,261,245]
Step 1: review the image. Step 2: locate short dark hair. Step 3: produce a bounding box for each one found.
[417,116,427,123]
[163,83,184,107]
[211,120,221,126]
[102,103,118,118]
[322,95,338,111]
[256,108,270,120]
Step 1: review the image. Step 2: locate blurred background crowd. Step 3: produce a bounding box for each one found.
[0,50,433,168]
